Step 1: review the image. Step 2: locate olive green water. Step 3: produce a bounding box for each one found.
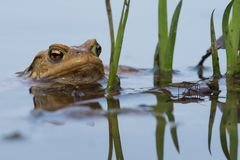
[0,0,239,160]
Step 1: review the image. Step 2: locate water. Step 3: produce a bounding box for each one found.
[0,0,239,160]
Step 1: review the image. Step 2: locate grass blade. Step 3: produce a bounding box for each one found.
[158,0,169,69]
[165,0,183,70]
[222,1,237,75]
[230,0,240,53]
[210,10,221,78]
[107,0,131,92]
[105,0,115,63]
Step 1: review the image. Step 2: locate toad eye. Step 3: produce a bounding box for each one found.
[96,43,102,56]
[91,43,102,57]
[48,48,64,63]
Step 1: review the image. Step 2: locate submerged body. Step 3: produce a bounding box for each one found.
[198,36,240,67]
[19,39,104,85]
[197,36,224,67]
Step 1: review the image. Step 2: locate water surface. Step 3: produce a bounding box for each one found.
[0,0,239,160]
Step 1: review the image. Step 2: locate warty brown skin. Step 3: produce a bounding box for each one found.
[19,39,104,85]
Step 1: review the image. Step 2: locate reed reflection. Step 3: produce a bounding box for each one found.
[208,79,239,160]
[106,97,124,160]
[148,90,180,160]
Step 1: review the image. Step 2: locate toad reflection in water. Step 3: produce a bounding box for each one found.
[30,83,105,111]
[31,83,125,159]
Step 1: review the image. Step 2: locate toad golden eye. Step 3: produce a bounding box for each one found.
[48,48,64,62]
[96,43,102,56]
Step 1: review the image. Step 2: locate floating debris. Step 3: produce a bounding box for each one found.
[3,131,24,141]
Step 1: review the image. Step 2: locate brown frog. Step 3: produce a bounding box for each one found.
[19,39,104,85]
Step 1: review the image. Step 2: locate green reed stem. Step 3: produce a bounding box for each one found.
[165,0,182,70]
[105,0,115,63]
[156,0,182,73]
[107,0,130,92]
[223,1,236,75]
[222,0,240,76]
[210,10,221,78]
[230,0,240,53]
[158,0,168,69]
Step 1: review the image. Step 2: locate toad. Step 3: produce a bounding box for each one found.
[18,39,104,85]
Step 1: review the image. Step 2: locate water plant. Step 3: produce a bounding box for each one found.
[105,0,131,92]
[221,81,239,160]
[222,0,240,76]
[149,92,180,159]
[107,97,124,160]
[210,11,221,78]
[105,0,115,62]
[208,88,239,160]
[154,0,183,75]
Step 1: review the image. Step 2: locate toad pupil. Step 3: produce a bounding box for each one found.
[49,49,64,61]
[96,44,102,56]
